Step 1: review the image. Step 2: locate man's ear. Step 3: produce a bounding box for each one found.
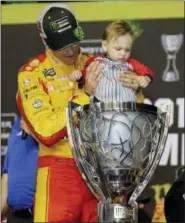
[102,40,107,53]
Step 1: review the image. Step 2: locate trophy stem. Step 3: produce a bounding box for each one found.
[98,201,138,223]
[163,54,180,82]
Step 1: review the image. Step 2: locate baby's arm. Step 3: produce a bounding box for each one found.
[128,58,154,88]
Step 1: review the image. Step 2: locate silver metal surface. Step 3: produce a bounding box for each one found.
[66,100,170,223]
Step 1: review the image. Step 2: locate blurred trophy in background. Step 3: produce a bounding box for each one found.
[67,100,170,223]
[161,34,183,82]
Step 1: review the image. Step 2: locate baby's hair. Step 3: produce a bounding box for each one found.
[103,20,142,41]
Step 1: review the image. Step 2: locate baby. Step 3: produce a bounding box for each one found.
[69,20,154,102]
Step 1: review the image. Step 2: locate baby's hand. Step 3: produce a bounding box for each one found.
[68,70,82,81]
[137,76,151,88]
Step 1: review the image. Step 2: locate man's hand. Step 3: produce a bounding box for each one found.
[68,70,82,81]
[84,61,103,95]
[20,119,31,135]
[1,174,9,218]
[119,70,140,92]
[137,76,151,88]
[20,119,39,142]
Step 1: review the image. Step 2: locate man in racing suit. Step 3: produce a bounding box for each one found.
[16,3,144,223]
[16,4,102,222]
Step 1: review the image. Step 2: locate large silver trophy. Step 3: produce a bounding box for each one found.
[67,99,170,222]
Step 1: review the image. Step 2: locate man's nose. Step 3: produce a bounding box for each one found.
[65,46,75,56]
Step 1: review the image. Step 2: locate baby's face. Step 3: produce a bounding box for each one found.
[102,33,133,62]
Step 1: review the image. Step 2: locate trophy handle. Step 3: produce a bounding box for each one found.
[175,34,184,54]
[128,104,171,205]
[161,35,168,54]
[66,101,106,201]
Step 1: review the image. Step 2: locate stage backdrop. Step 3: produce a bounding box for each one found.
[1,1,184,220]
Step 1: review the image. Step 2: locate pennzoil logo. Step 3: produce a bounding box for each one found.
[43,68,56,77]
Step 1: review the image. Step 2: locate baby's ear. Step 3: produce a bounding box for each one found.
[102,40,108,52]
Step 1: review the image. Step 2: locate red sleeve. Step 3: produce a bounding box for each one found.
[80,55,104,84]
[128,57,154,80]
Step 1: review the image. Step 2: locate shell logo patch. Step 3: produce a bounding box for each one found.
[30,59,40,67]
[23,78,32,85]
[32,99,43,108]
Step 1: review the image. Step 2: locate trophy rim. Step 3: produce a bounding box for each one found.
[81,102,158,115]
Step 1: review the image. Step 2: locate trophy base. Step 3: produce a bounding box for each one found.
[162,72,180,82]
[98,201,138,223]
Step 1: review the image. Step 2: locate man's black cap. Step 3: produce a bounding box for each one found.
[37,4,84,51]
